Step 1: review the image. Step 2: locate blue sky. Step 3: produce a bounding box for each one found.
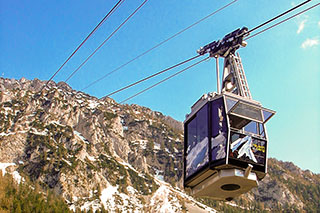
[1,0,319,173]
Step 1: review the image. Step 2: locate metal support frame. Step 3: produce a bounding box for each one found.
[198,27,250,99]
[215,56,220,94]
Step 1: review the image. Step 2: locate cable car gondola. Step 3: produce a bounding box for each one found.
[183,27,275,201]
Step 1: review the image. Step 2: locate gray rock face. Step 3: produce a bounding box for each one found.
[0,77,199,212]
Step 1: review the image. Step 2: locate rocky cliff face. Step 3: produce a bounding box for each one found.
[0,77,213,212]
[0,77,319,212]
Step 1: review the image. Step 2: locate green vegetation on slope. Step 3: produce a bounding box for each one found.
[0,173,71,213]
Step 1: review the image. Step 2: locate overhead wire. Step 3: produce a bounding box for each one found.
[246,0,311,34]
[82,0,238,91]
[246,2,320,40]
[103,55,201,98]
[41,0,125,92]
[116,1,319,104]
[65,0,149,83]
[119,56,210,104]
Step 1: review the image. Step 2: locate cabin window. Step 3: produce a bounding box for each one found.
[211,98,227,161]
[262,110,273,122]
[226,98,237,112]
[244,121,258,135]
[229,132,266,165]
[230,102,263,122]
[185,105,209,178]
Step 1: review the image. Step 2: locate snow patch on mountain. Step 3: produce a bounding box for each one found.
[74,131,90,144]
[150,185,182,213]
[0,162,24,184]
[0,162,15,175]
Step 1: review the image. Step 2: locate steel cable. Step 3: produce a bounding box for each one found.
[104,55,201,98]
[119,56,210,104]
[247,0,311,34]
[41,0,125,91]
[65,0,149,83]
[82,0,238,91]
[246,2,320,40]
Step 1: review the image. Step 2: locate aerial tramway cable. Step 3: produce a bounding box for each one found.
[118,57,210,104]
[115,1,319,103]
[41,0,125,92]
[246,0,311,35]
[82,0,238,91]
[64,0,149,83]
[103,55,201,98]
[246,2,320,40]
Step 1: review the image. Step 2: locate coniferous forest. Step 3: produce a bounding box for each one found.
[0,173,70,213]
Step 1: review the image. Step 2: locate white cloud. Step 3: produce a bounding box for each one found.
[297,19,307,34]
[318,21,320,28]
[301,38,320,49]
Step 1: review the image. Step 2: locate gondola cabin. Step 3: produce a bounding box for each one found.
[183,91,275,201]
[183,27,275,200]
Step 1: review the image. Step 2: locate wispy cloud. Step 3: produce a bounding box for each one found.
[301,38,319,49]
[318,21,320,28]
[297,19,307,34]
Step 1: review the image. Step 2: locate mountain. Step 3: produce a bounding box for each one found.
[0,77,319,212]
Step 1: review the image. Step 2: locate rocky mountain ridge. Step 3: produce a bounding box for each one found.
[0,77,213,212]
[0,77,319,212]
